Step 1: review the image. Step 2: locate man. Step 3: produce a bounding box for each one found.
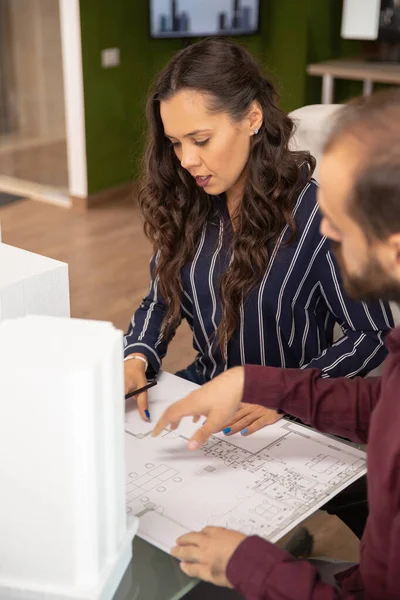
[152,89,400,599]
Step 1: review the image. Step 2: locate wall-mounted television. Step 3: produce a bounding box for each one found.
[150,0,260,39]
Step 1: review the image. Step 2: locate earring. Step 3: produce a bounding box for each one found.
[253,128,259,135]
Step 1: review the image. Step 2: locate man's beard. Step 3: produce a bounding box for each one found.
[331,241,400,303]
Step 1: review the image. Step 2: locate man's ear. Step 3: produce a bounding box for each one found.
[384,233,400,281]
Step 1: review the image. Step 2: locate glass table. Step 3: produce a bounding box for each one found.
[113,537,198,600]
[113,538,243,600]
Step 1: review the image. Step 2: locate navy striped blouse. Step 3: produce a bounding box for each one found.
[124,180,393,380]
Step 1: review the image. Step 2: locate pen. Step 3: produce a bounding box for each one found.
[124,380,157,401]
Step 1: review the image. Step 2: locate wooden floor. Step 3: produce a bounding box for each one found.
[0,195,360,562]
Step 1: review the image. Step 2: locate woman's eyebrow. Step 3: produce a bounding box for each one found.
[165,129,212,139]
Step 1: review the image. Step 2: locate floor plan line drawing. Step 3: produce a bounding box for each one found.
[124,372,367,553]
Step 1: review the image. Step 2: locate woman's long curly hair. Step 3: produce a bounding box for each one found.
[138,38,315,352]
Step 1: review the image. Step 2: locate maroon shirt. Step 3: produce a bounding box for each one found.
[226,327,400,599]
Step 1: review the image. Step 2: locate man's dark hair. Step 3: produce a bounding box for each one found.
[324,89,400,240]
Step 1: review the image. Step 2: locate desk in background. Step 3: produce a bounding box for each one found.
[307,58,400,104]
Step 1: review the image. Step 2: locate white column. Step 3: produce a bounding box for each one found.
[59,0,88,198]
[0,243,70,320]
[0,316,138,600]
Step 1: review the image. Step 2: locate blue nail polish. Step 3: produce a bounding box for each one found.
[241,428,248,436]
[145,409,150,420]
[223,427,231,435]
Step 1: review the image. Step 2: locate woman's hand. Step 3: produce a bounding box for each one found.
[222,403,282,436]
[124,355,150,421]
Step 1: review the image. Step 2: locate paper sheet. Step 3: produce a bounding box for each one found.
[125,372,367,553]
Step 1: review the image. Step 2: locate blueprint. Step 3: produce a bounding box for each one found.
[125,372,367,553]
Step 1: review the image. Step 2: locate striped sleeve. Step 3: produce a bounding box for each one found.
[304,249,394,378]
[123,252,181,377]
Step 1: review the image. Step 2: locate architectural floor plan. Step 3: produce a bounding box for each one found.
[125,372,367,553]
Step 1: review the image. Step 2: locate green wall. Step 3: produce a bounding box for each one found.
[79,0,361,195]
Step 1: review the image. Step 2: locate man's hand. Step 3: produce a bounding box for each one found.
[152,367,245,450]
[223,403,282,436]
[170,527,246,587]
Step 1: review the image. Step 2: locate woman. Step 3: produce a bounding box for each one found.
[124,38,392,431]
[123,38,391,544]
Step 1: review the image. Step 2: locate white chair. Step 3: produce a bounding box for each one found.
[289,104,400,375]
[289,104,343,179]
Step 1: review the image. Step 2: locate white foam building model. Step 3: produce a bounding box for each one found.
[0,243,70,321]
[0,315,138,600]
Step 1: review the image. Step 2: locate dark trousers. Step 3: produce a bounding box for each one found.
[321,474,368,539]
[175,362,368,540]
